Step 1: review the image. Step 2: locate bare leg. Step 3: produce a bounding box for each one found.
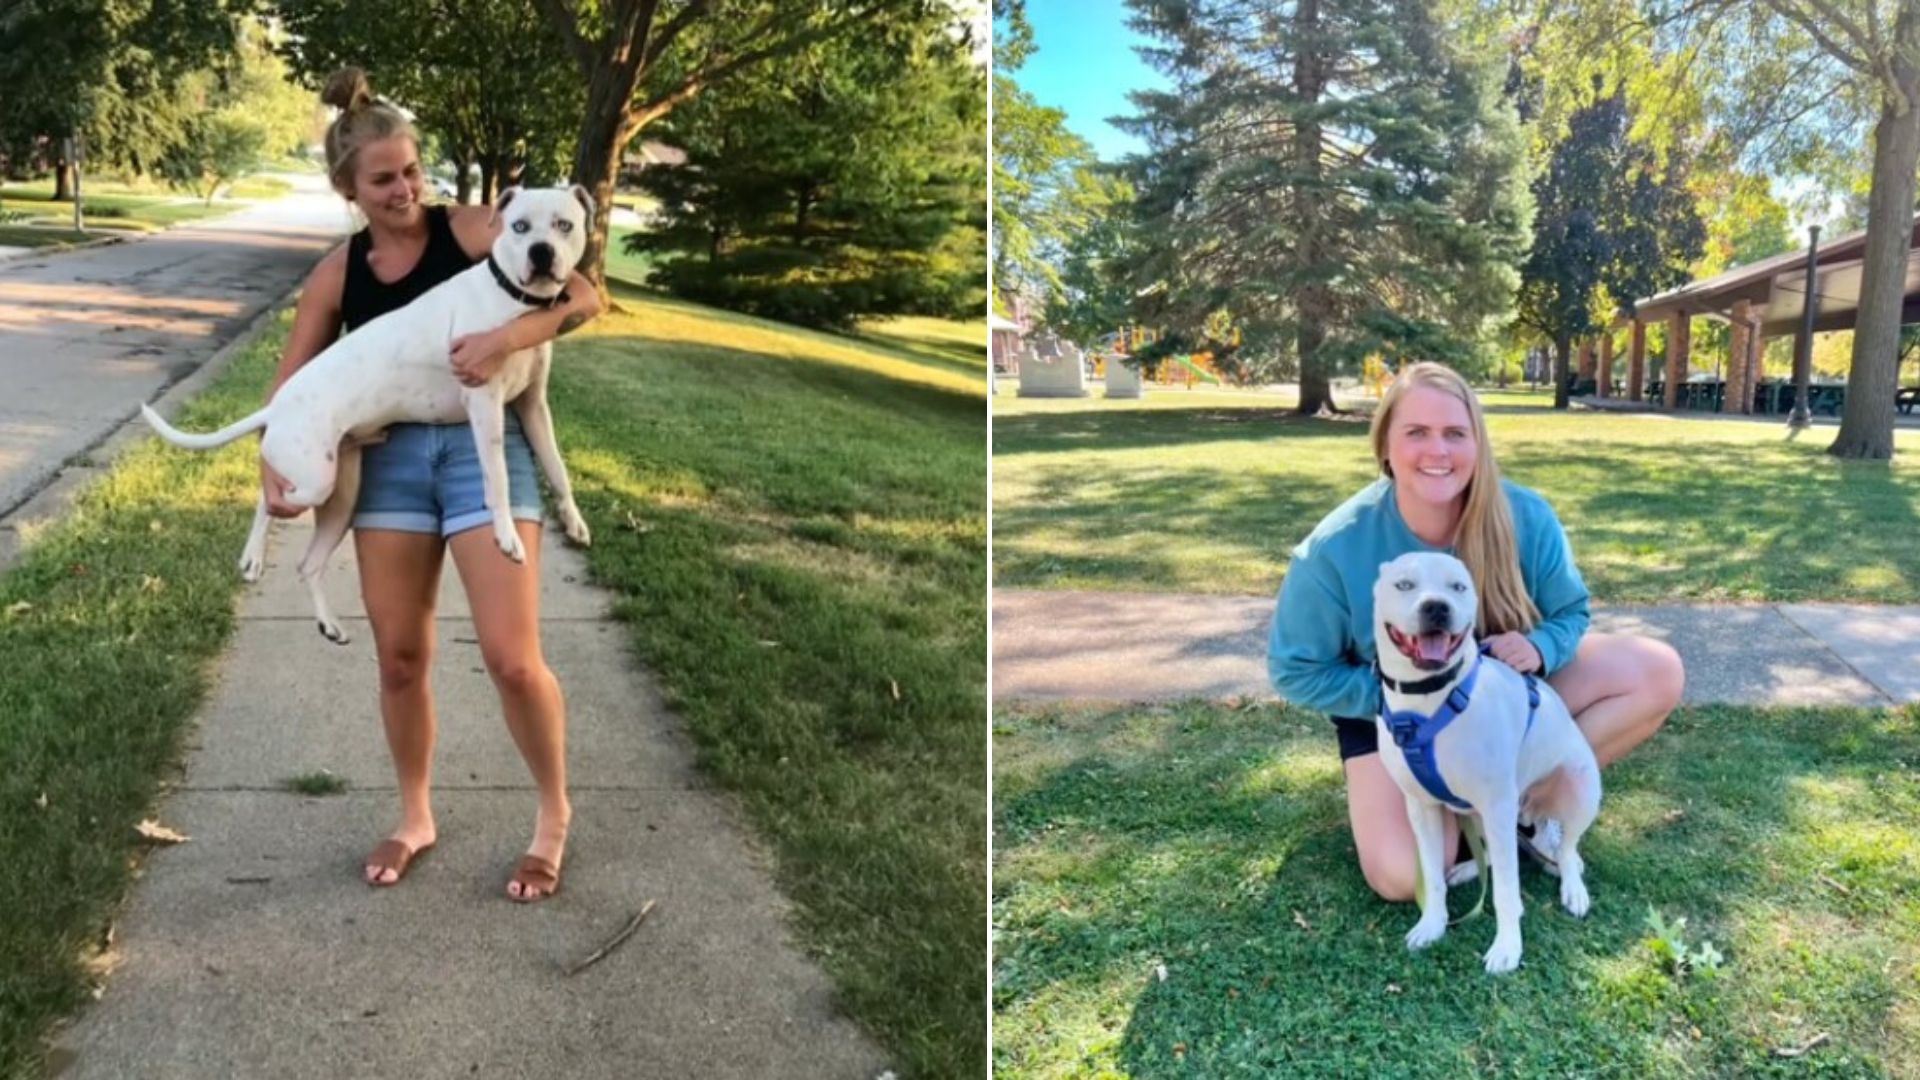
[1345,751,1464,902]
[449,520,568,899]
[356,528,445,884]
[1548,634,1685,767]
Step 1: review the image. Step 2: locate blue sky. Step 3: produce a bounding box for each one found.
[1001,0,1171,162]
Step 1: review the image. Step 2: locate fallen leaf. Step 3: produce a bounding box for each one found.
[757,640,781,648]
[1292,910,1312,932]
[148,519,163,532]
[135,819,189,844]
[1386,983,1403,994]
[1172,1043,1187,1058]
[5,600,31,617]
[1661,808,1685,824]
[1155,964,1168,982]
[140,574,165,593]
[889,679,901,701]
[34,792,47,810]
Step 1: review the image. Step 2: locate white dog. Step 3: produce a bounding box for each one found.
[139,185,594,644]
[1372,551,1601,974]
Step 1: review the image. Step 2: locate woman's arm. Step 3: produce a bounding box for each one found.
[444,203,604,386]
[1519,503,1591,676]
[1267,550,1379,718]
[260,248,346,517]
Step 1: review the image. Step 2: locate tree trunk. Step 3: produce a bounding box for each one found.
[53,159,72,201]
[455,151,475,204]
[1291,0,1334,416]
[1552,334,1572,410]
[479,159,496,206]
[569,58,648,306]
[1831,9,1920,460]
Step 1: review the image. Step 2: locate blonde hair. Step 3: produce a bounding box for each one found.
[1369,362,1540,636]
[320,67,416,199]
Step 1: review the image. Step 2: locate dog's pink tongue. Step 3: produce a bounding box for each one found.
[1416,633,1452,663]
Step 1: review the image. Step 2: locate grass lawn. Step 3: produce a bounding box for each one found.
[0,181,237,229]
[603,224,656,288]
[0,286,986,1078]
[857,316,989,382]
[993,700,1920,1078]
[0,225,97,248]
[992,386,1920,601]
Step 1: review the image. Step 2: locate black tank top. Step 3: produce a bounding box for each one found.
[339,205,478,333]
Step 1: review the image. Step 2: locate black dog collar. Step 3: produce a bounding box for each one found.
[1376,654,1465,696]
[487,255,570,309]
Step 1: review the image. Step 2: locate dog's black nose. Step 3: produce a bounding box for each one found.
[1417,598,1451,630]
[529,242,554,270]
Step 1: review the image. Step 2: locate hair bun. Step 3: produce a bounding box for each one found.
[322,67,373,113]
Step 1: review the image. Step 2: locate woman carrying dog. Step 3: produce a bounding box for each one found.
[1268,362,1684,902]
[258,68,601,900]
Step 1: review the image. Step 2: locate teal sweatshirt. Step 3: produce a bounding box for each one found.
[1266,477,1590,719]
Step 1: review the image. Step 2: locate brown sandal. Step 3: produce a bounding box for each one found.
[508,854,562,902]
[364,838,433,886]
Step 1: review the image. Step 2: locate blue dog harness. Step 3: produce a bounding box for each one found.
[1377,644,1540,812]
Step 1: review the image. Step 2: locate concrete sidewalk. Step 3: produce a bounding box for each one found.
[52,522,889,1077]
[993,589,1920,707]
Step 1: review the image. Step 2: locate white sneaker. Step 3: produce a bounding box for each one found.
[1518,819,1562,877]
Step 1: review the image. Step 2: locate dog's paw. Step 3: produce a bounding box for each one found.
[560,505,591,547]
[1483,934,1523,974]
[239,553,265,583]
[317,618,350,646]
[1405,914,1448,951]
[496,528,527,564]
[1560,874,1591,918]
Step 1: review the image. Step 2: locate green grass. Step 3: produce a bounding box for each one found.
[554,285,986,1075]
[0,288,985,1079]
[855,317,989,381]
[992,386,1920,601]
[993,700,1920,1078]
[225,177,293,200]
[0,311,287,1077]
[0,181,235,228]
[0,226,96,248]
[281,770,348,796]
[603,224,656,288]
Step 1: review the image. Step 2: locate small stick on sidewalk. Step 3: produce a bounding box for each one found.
[564,899,659,977]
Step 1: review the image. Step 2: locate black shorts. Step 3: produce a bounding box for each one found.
[1333,717,1379,761]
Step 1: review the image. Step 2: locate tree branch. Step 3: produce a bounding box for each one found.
[532,0,597,76]
[1760,0,1875,75]
[640,0,705,71]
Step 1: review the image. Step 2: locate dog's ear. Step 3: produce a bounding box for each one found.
[490,186,523,228]
[569,182,596,224]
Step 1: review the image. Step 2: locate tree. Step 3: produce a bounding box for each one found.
[1042,167,1139,346]
[0,0,246,195]
[159,20,320,204]
[627,12,985,328]
[989,71,1099,315]
[1515,82,1705,408]
[1674,0,1920,458]
[1122,0,1532,413]
[274,0,582,204]
[530,0,931,299]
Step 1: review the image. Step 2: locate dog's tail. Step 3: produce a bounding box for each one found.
[139,403,269,450]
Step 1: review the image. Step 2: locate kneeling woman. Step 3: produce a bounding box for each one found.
[1267,362,1684,900]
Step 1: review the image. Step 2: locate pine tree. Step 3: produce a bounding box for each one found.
[1122,0,1532,412]
[628,14,984,329]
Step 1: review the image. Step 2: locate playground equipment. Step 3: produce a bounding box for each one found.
[1105,355,1143,398]
[1362,356,1394,397]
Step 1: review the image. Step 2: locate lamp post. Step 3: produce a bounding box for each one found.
[1789,224,1820,431]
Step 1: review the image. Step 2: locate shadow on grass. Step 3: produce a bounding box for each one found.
[993,703,1920,1078]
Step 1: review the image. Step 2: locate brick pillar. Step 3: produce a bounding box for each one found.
[1728,300,1751,414]
[1665,312,1689,410]
[1577,339,1595,380]
[1628,321,1646,402]
[1596,331,1613,398]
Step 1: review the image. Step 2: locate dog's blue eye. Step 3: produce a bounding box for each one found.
[511,220,530,234]
[1451,582,1467,593]
[556,220,573,233]
[1395,580,1414,591]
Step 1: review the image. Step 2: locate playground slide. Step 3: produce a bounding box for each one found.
[1175,354,1222,385]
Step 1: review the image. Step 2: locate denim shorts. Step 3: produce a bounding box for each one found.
[352,412,543,537]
